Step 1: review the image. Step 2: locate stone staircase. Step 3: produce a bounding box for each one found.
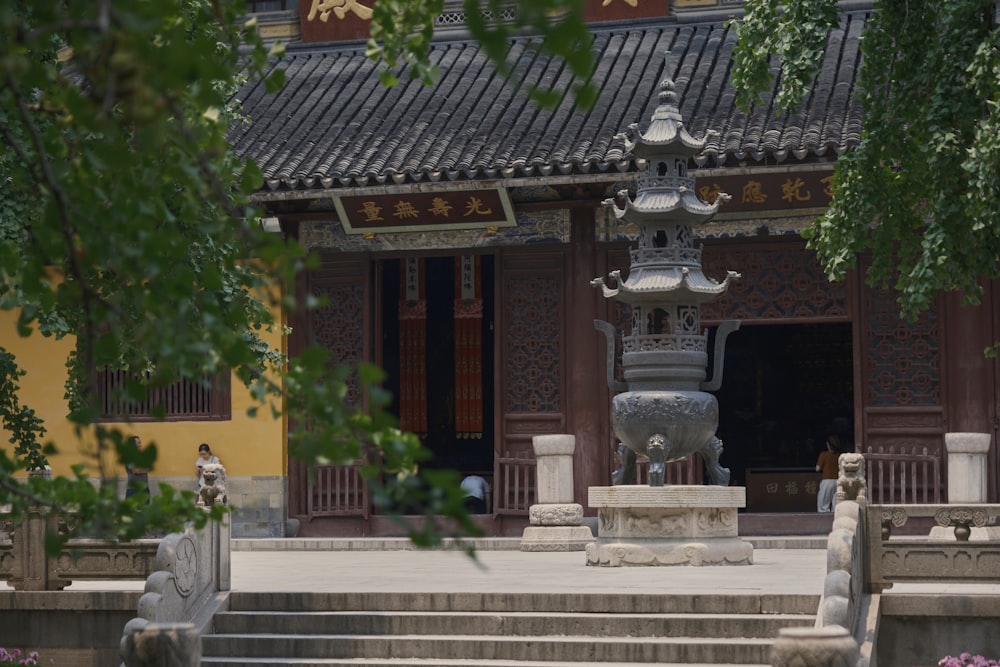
[200,590,818,666]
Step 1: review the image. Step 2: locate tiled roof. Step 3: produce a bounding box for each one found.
[230,11,866,193]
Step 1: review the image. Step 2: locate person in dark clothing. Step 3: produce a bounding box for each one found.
[125,435,151,504]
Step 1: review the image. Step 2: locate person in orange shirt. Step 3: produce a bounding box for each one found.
[815,434,844,512]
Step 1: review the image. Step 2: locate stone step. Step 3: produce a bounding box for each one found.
[204,592,816,665]
[231,535,829,552]
[212,610,813,638]
[202,660,769,667]
[226,592,820,615]
[201,633,778,664]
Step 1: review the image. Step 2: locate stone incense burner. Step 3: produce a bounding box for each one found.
[592,73,740,487]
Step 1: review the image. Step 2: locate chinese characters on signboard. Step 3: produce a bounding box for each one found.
[334,189,516,234]
[300,0,671,44]
[299,0,372,42]
[696,170,834,215]
[584,0,670,22]
[746,469,821,512]
[306,0,372,21]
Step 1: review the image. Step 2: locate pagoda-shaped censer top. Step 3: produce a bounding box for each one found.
[595,75,740,310]
[592,59,742,487]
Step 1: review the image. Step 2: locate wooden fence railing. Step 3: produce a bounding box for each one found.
[295,446,940,520]
[496,452,536,514]
[860,445,942,504]
[306,461,369,518]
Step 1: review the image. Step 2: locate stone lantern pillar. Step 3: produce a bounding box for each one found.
[930,432,997,540]
[945,432,992,503]
[520,435,594,552]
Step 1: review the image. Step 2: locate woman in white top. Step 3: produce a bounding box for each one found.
[195,443,220,493]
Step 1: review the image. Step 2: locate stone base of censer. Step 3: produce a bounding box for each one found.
[585,485,753,567]
[520,502,595,552]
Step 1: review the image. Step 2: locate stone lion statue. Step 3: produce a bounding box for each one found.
[197,463,228,506]
[835,452,866,504]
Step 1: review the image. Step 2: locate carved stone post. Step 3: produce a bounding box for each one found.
[931,432,998,540]
[945,432,992,503]
[534,434,575,505]
[10,509,63,591]
[520,434,594,552]
[122,622,200,667]
[771,626,859,667]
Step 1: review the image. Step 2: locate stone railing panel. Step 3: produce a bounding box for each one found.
[863,503,1000,593]
[51,540,160,582]
[1,511,162,591]
[121,519,231,666]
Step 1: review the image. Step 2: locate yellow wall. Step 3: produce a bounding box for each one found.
[0,303,287,485]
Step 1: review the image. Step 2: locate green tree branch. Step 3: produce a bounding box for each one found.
[731,0,1000,321]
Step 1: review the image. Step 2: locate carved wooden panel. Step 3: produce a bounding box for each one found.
[309,254,370,406]
[497,248,567,514]
[866,409,945,431]
[505,279,560,412]
[862,285,940,407]
[702,240,848,322]
[294,254,371,520]
[501,252,564,415]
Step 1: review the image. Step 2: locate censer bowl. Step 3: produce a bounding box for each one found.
[611,389,719,461]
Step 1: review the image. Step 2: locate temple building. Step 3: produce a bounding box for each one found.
[217,0,999,537]
[5,0,996,539]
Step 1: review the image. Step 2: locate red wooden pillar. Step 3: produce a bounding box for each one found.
[567,206,610,509]
[942,282,1000,500]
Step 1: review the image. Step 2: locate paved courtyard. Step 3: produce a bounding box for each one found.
[225,547,828,595]
[48,541,827,595]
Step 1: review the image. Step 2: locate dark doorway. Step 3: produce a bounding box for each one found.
[379,256,495,476]
[712,322,854,491]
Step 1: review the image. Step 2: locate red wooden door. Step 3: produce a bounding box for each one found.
[495,247,568,516]
[288,252,372,521]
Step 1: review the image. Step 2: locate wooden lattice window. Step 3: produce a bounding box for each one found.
[702,241,848,322]
[504,275,561,413]
[93,369,231,422]
[245,0,289,11]
[863,284,941,407]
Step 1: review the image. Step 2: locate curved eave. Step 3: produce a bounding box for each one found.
[593,269,740,305]
[609,191,723,226]
[626,122,706,159]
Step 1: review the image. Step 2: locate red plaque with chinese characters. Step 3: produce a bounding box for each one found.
[746,468,821,512]
[334,189,515,234]
[299,0,671,45]
[698,170,835,215]
[299,0,373,43]
[584,0,669,23]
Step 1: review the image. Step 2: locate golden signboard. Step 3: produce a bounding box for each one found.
[299,0,372,43]
[334,188,516,234]
[697,170,835,214]
[584,0,669,22]
[300,0,670,44]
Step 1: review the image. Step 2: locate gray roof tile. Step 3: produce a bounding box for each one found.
[231,12,867,192]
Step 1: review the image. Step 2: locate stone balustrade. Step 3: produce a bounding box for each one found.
[121,519,231,666]
[803,441,1000,667]
[0,511,160,591]
[864,503,1000,592]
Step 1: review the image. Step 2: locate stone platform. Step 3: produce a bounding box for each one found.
[586,485,754,567]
